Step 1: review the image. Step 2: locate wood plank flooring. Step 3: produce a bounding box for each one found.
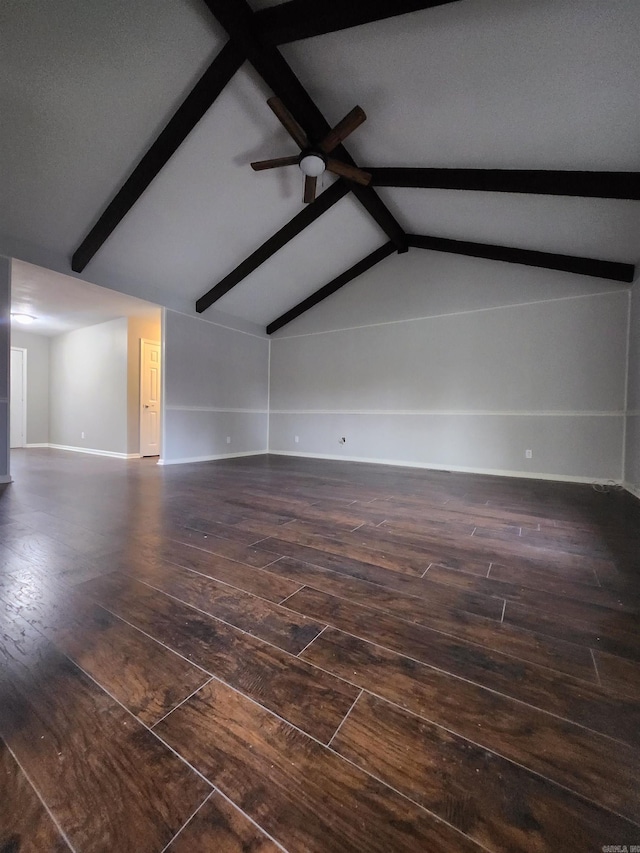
[1,449,639,852]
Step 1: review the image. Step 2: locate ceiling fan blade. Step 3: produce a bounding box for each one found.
[251,155,300,171]
[326,158,372,186]
[303,175,317,204]
[319,106,366,154]
[267,97,309,149]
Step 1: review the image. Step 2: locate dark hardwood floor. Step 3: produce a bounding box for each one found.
[1,448,639,852]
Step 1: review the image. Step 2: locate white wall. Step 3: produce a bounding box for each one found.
[49,317,129,455]
[269,251,629,482]
[162,310,269,464]
[625,281,640,497]
[0,257,10,482]
[10,329,50,445]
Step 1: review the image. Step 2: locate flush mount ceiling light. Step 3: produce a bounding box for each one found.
[298,152,327,178]
[11,313,36,325]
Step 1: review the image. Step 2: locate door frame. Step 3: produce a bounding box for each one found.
[139,338,161,457]
[10,346,27,449]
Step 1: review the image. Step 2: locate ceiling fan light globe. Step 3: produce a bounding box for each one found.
[299,153,326,177]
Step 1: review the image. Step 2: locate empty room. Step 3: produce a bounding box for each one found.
[1,1,639,852]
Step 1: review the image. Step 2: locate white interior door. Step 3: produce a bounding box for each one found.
[140,339,161,457]
[10,348,26,448]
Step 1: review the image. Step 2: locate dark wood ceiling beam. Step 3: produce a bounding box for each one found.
[407,234,635,282]
[255,0,461,45]
[267,241,396,334]
[368,168,640,199]
[72,41,245,273]
[196,180,350,313]
[202,0,408,253]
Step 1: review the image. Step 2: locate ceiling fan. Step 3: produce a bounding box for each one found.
[251,97,372,203]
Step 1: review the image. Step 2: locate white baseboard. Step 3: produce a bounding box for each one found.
[0,474,12,484]
[624,481,640,501]
[24,443,49,448]
[48,444,141,460]
[268,450,620,486]
[14,440,631,490]
[158,449,267,466]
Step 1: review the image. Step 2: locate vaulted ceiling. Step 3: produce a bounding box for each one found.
[2,0,639,333]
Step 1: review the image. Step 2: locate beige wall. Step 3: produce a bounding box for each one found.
[127,310,162,455]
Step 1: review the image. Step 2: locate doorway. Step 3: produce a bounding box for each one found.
[10,347,27,448]
[140,338,161,457]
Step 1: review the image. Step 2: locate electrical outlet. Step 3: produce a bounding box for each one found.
[226,436,231,444]
[525,449,532,459]
[294,435,299,443]
[81,432,85,439]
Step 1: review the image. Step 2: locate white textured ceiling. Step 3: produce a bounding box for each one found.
[1,0,639,330]
[10,260,161,336]
[280,1,640,171]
